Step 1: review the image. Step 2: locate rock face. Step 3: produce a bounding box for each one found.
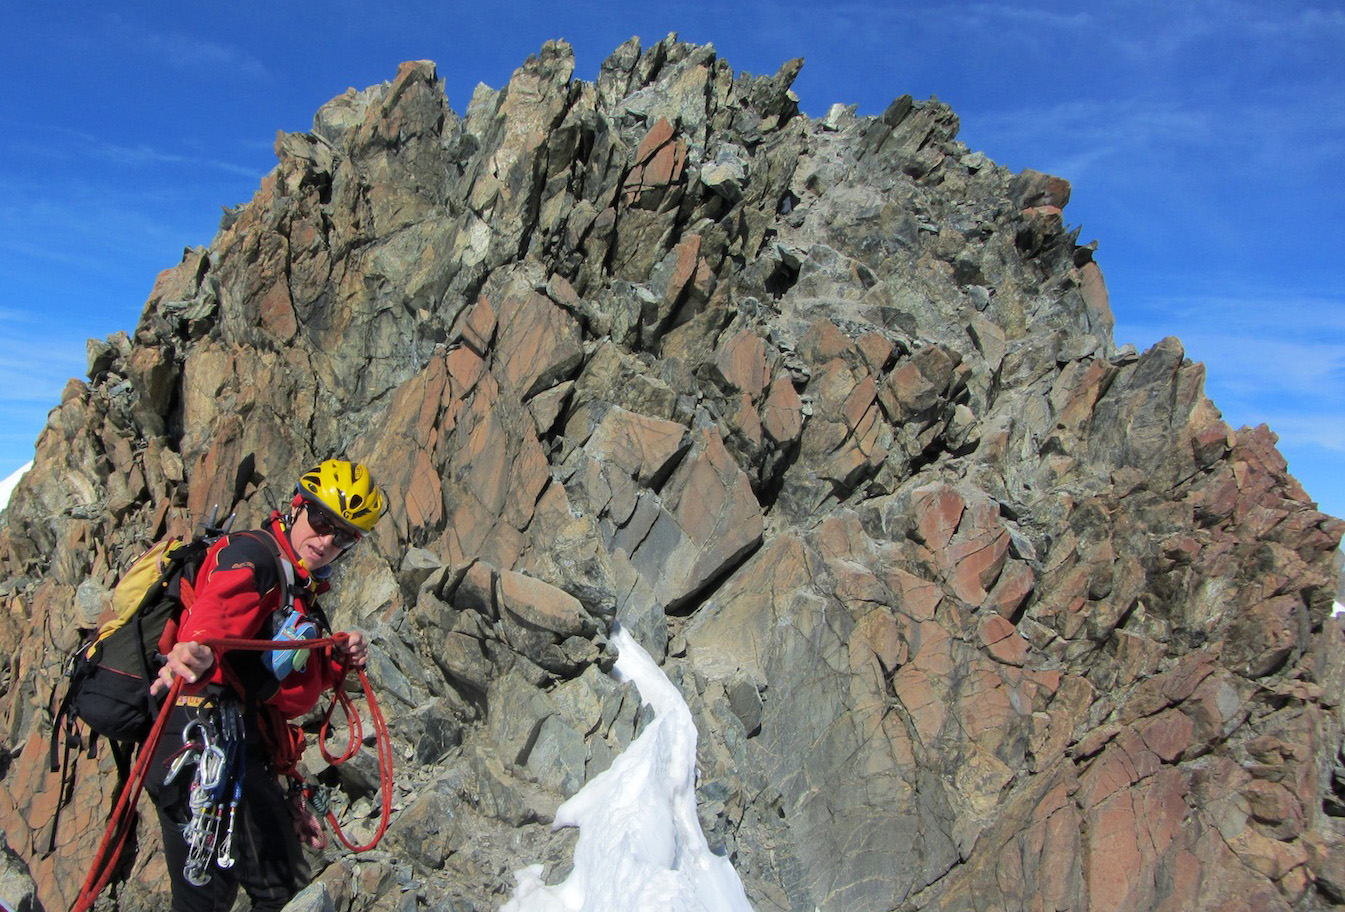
[1,36,1343,912]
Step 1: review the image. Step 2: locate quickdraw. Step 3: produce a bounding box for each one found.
[69,631,393,912]
[166,700,245,886]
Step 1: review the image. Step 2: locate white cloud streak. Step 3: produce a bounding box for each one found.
[3,124,268,181]
[0,324,91,403]
[100,14,270,80]
[1246,414,1345,453]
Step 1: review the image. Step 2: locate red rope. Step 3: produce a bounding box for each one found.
[322,666,393,853]
[69,632,394,912]
[70,674,184,912]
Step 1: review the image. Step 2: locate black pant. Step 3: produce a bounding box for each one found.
[146,694,310,912]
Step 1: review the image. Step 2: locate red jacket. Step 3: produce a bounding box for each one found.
[172,513,345,719]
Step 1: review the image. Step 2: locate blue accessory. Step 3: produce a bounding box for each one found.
[265,610,319,679]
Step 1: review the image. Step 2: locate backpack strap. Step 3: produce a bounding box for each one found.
[49,651,95,772]
[234,528,295,613]
[129,540,205,727]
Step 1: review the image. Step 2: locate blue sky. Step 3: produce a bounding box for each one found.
[2,1,1342,522]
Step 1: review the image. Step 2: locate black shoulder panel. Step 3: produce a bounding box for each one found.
[213,531,285,596]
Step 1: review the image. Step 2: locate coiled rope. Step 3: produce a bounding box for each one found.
[69,631,393,912]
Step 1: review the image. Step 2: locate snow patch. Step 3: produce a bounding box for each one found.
[0,462,32,514]
[501,626,754,912]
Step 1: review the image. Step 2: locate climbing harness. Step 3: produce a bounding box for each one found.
[69,631,393,912]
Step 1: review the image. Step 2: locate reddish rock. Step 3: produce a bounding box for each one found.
[760,377,804,444]
[144,247,209,309]
[446,343,489,396]
[978,613,1029,666]
[798,319,854,363]
[911,482,965,551]
[893,664,946,745]
[634,116,675,166]
[1227,593,1303,678]
[712,329,771,401]
[1050,359,1110,437]
[639,428,764,610]
[1240,779,1305,838]
[1011,168,1072,208]
[1304,832,1345,903]
[663,234,704,307]
[257,279,298,341]
[587,407,688,485]
[842,375,880,434]
[498,568,589,638]
[623,117,688,207]
[849,607,906,674]
[1,38,1341,912]
[856,331,894,373]
[495,287,584,400]
[1078,261,1113,331]
[403,449,443,530]
[885,566,943,622]
[883,360,939,420]
[1079,728,1163,809]
[1137,708,1195,763]
[726,391,764,449]
[985,559,1034,618]
[457,294,498,355]
[943,499,1011,604]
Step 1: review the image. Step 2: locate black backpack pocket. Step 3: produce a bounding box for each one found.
[69,656,158,743]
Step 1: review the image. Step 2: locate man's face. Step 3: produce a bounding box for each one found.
[290,503,358,569]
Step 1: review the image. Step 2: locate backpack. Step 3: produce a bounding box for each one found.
[62,536,211,744]
[49,511,289,767]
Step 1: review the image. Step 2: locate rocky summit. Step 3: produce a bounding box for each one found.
[1,35,1343,912]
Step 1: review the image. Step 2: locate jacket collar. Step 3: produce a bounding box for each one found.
[265,511,331,595]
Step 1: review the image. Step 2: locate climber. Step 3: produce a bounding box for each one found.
[145,458,387,912]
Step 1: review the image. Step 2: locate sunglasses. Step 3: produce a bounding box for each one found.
[305,505,362,549]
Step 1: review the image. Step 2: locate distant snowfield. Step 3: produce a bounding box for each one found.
[0,462,31,513]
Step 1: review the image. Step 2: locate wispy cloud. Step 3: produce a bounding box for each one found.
[0,190,223,277]
[1214,0,1345,40]
[1126,290,1345,334]
[90,141,265,178]
[1122,286,1344,360]
[935,2,1095,34]
[1189,334,1345,398]
[0,306,106,472]
[965,98,1215,179]
[1245,413,1345,453]
[1064,0,1345,65]
[0,353,87,407]
[2,124,268,181]
[1117,285,1345,455]
[100,14,270,80]
[969,89,1344,183]
[0,332,94,477]
[0,307,45,326]
[952,0,1345,176]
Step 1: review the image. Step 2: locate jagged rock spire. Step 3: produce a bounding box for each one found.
[1,36,1342,912]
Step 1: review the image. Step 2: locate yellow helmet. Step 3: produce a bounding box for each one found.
[296,459,386,533]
